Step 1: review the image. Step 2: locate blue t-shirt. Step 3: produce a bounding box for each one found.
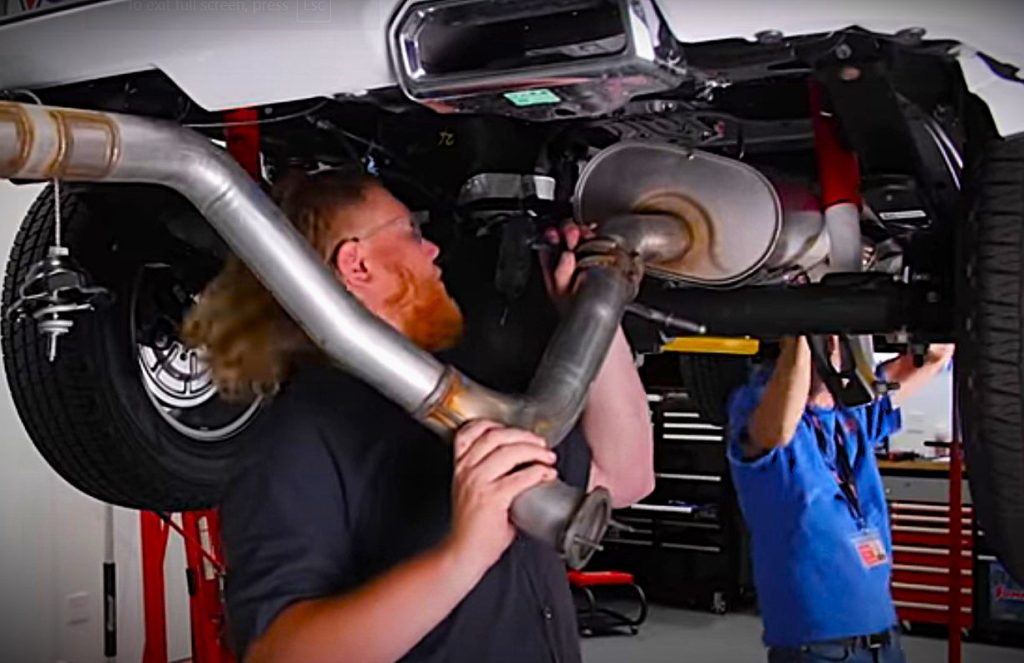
[727,369,902,647]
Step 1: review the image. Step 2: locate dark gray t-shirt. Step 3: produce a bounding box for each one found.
[221,365,591,662]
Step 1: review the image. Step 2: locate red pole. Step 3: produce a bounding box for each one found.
[948,371,963,663]
[140,511,170,663]
[172,106,263,663]
[157,512,225,573]
[182,512,234,663]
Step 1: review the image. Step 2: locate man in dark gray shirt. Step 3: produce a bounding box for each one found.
[185,168,655,662]
[222,365,594,662]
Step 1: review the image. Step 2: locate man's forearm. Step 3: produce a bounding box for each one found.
[582,328,655,507]
[884,346,953,407]
[747,337,811,452]
[247,540,483,663]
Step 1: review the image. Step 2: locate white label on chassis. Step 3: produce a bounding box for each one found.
[878,210,928,221]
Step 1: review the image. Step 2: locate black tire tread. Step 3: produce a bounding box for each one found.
[959,135,1024,581]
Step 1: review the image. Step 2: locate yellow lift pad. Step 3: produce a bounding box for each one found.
[662,336,760,356]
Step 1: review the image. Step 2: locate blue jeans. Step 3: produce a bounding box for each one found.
[768,628,906,663]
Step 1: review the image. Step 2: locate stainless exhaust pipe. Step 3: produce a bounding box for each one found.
[0,102,689,567]
[0,101,446,411]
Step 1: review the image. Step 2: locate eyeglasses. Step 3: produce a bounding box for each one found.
[327,214,424,266]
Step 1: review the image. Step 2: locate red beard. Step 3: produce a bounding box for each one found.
[384,265,464,352]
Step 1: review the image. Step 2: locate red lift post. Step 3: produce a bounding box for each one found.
[948,384,964,663]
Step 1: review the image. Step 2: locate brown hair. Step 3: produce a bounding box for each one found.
[182,167,377,402]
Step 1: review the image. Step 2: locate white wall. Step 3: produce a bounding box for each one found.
[877,351,955,455]
[888,362,954,455]
[0,182,191,663]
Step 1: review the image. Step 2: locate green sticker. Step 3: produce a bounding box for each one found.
[503,88,561,107]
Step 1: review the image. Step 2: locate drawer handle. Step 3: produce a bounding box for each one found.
[890,503,973,513]
[894,600,971,614]
[891,514,972,525]
[893,545,971,557]
[662,433,724,442]
[655,473,722,483]
[663,422,722,431]
[892,524,965,534]
[661,542,721,553]
[893,563,971,576]
[629,504,697,515]
[606,539,654,547]
[892,582,971,594]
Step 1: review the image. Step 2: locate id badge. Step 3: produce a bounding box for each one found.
[852,528,889,569]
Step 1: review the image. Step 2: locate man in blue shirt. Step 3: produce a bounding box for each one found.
[728,336,954,662]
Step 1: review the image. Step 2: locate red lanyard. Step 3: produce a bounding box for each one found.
[812,414,865,527]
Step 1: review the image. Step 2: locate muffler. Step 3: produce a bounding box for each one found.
[0,101,689,567]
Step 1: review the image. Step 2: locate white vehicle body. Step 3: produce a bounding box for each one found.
[1,0,1022,134]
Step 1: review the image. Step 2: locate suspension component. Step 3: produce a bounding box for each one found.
[8,242,111,360]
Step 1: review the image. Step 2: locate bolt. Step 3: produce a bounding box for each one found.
[835,43,853,60]
[755,29,784,45]
[572,534,604,552]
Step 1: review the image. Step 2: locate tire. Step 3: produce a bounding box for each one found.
[1,184,263,511]
[958,134,1024,582]
[677,354,752,426]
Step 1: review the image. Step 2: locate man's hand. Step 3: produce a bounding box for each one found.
[539,222,594,308]
[446,420,557,573]
[885,343,955,407]
[927,343,955,365]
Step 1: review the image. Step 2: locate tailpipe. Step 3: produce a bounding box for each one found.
[0,101,689,567]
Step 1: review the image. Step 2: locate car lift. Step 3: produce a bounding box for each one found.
[947,378,964,663]
[140,107,261,663]
[140,511,233,663]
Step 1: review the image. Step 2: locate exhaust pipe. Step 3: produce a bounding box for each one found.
[0,101,688,567]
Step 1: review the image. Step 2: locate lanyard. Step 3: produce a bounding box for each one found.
[812,414,865,528]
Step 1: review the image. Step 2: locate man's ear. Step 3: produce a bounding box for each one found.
[333,241,370,288]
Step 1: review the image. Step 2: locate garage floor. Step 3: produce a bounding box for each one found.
[581,604,1023,663]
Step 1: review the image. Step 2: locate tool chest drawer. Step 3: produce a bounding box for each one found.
[589,390,750,613]
[887,499,974,628]
[651,399,728,476]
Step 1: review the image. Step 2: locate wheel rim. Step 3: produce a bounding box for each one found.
[132,265,262,442]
